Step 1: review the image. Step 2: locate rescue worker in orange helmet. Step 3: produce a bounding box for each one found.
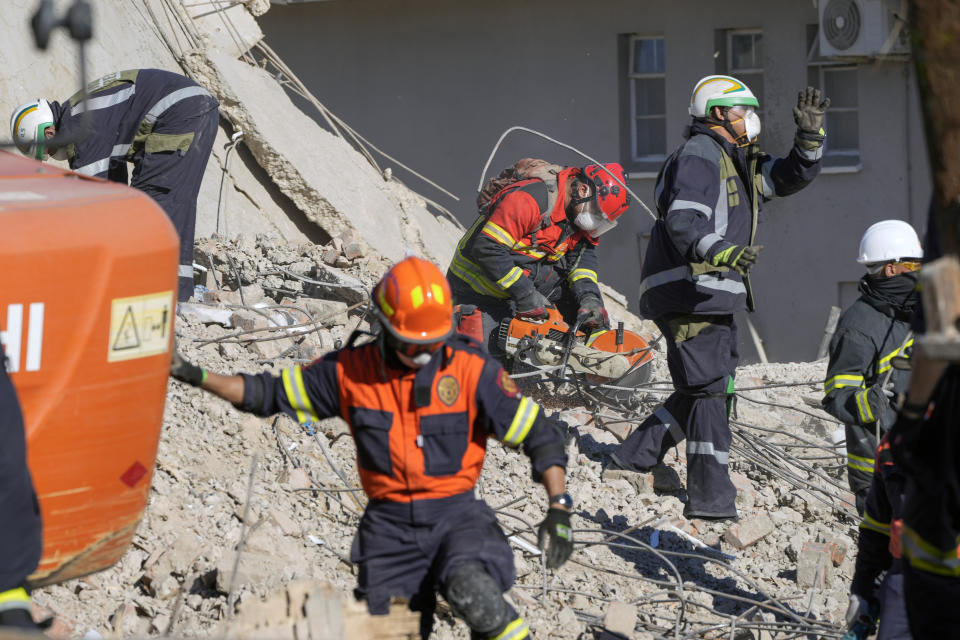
[171,256,573,639]
[448,162,630,360]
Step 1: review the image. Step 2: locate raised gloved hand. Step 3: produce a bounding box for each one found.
[711,244,763,276]
[171,350,206,387]
[515,289,550,321]
[537,507,573,569]
[577,295,609,330]
[793,86,831,135]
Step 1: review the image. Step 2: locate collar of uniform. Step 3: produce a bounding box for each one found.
[413,344,449,408]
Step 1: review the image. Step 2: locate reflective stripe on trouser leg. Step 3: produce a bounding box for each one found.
[683,394,737,518]
[845,422,877,515]
[612,398,686,471]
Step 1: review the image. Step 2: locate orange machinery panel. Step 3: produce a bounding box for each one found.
[0,151,179,586]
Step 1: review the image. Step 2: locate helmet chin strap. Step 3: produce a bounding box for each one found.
[707,110,754,148]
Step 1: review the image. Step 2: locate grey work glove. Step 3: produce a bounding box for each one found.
[515,289,550,321]
[171,350,205,387]
[710,244,763,277]
[537,507,573,569]
[793,87,831,135]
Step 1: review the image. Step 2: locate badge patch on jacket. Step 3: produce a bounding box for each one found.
[437,375,460,406]
[496,368,519,397]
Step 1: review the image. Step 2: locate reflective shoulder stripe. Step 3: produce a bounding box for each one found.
[860,512,891,536]
[71,85,136,115]
[74,143,133,176]
[492,617,530,640]
[144,86,212,123]
[281,366,319,425]
[855,388,875,423]
[503,396,539,447]
[823,373,866,393]
[497,266,523,289]
[668,199,713,218]
[568,268,597,284]
[481,220,517,247]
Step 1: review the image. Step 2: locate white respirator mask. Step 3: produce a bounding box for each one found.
[743,109,761,142]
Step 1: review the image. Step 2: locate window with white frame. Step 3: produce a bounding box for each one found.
[807,24,860,169]
[628,36,666,166]
[727,30,764,113]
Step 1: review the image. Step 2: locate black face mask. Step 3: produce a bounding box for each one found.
[861,271,919,318]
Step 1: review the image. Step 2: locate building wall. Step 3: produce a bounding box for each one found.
[260,0,931,363]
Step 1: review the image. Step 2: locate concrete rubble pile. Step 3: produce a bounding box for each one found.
[27,233,858,639]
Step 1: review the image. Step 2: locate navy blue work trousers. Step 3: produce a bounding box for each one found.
[350,492,517,638]
[612,314,738,518]
[130,99,219,302]
[0,362,42,592]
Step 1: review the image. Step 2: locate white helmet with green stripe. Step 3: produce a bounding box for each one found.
[10,99,55,160]
[689,75,759,118]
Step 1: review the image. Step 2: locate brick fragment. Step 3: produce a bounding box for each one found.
[723,514,774,549]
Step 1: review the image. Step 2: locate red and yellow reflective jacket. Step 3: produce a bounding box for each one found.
[448,168,602,304]
[239,335,567,502]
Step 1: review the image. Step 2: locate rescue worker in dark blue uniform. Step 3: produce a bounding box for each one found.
[171,256,574,640]
[886,209,960,639]
[610,76,829,519]
[10,69,220,302]
[846,434,911,640]
[0,347,43,629]
[448,162,630,360]
[822,220,921,515]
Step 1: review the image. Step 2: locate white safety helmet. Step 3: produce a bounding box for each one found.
[857,220,923,268]
[689,75,759,118]
[10,99,55,160]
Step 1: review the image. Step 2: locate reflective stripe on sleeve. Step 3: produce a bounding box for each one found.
[503,396,539,447]
[823,373,865,393]
[568,268,597,284]
[696,233,723,259]
[481,220,517,247]
[902,525,960,577]
[492,617,530,640]
[638,266,690,297]
[847,452,875,474]
[668,199,713,218]
[145,86,212,123]
[178,264,194,277]
[497,266,523,289]
[860,512,890,536]
[281,366,319,425]
[878,338,914,374]
[0,587,30,613]
[855,388,875,423]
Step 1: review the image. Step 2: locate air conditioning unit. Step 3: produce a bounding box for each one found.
[818,0,910,59]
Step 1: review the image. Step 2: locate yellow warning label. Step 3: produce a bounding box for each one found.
[107,291,173,362]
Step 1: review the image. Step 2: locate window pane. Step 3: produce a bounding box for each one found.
[824,68,857,108]
[635,117,666,158]
[634,77,665,116]
[826,111,859,151]
[731,33,762,70]
[633,38,664,74]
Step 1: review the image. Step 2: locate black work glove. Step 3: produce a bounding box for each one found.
[514,289,550,321]
[171,350,205,387]
[793,86,831,135]
[577,295,609,330]
[710,244,763,276]
[537,507,573,569]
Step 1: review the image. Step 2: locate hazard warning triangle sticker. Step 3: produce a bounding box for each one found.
[112,306,141,351]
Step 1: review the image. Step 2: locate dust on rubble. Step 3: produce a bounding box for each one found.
[33,235,853,639]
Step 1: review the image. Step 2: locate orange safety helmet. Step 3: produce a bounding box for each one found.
[373,256,455,344]
[582,163,630,222]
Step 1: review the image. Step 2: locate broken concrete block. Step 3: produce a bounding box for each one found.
[215,551,290,593]
[603,468,653,494]
[730,471,756,509]
[230,309,270,332]
[321,246,341,265]
[301,298,349,327]
[603,601,637,637]
[797,541,834,588]
[343,241,367,260]
[723,514,774,549]
[281,468,313,491]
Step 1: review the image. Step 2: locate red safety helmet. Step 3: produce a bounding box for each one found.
[373,256,454,344]
[582,163,630,221]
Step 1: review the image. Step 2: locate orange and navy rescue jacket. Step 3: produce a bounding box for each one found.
[239,335,567,503]
[448,168,602,304]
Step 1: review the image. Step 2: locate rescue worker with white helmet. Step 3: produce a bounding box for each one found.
[610,76,830,519]
[822,220,922,515]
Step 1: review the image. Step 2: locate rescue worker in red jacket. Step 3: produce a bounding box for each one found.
[171,256,573,640]
[447,163,630,359]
